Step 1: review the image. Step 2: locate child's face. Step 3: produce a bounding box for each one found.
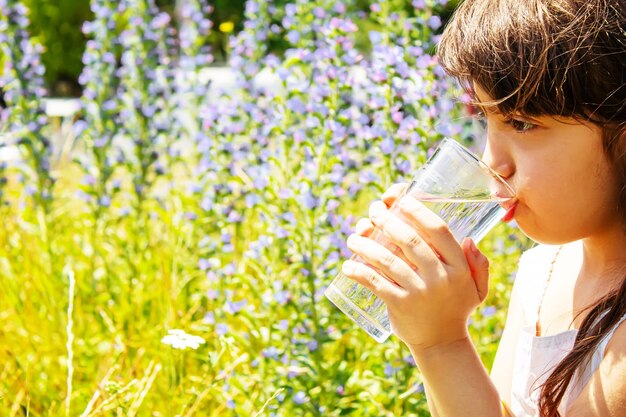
[475,86,620,245]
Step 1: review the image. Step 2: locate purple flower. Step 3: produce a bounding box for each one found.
[245,0,260,15]
[293,391,308,405]
[313,7,326,19]
[404,355,417,366]
[397,159,412,175]
[82,21,94,34]
[225,299,248,314]
[81,175,96,186]
[369,31,383,45]
[262,346,280,360]
[416,54,432,69]
[285,4,296,16]
[380,137,395,154]
[287,30,300,44]
[151,12,170,29]
[274,290,290,305]
[198,258,211,270]
[303,191,318,210]
[102,100,117,111]
[216,323,228,336]
[222,262,236,276]
[226,398,235,409]
[482,306,497,318]
[245,193,259,208]
[99,195,111,207]
[203,311,215,324]
[307,340,318,351]
[253,176,268,190]
[334,3,347,13]
[227,210,242,222]
[282,211,296,224]
[427,16,442,30]
[287,97,306,114]
[359,170,379,185]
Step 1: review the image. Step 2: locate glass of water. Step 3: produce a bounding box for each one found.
[325,138,515,342]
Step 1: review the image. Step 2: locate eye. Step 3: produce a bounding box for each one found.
[505,117,536,133]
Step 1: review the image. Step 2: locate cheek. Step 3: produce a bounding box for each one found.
[515,167,558,209]
[513,165,570,219]
[515,159,617,243]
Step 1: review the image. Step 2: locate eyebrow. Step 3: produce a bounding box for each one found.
[471,102,503,116]
[472,101,543,121]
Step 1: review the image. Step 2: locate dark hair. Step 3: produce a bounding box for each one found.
[437,0,626,415]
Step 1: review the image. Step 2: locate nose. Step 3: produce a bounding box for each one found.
[482,138,515,180]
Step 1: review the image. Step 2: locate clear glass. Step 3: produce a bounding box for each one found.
[325,138,515,342]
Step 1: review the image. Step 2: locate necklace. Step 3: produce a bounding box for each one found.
[536,245,564,337]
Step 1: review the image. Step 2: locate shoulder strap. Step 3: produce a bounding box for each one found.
[596,313,626,359]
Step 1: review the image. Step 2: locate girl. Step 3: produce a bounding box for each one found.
[341,0,626,416]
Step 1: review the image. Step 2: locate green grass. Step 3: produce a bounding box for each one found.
[0,160,532,416]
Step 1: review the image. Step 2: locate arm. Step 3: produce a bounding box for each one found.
[410,336,503,417]
[421,275,525,417]
[424,381,440,417]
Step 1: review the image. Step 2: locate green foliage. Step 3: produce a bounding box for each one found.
[23,0,92,95]
[11,0,460,95]
[0,0,532,415]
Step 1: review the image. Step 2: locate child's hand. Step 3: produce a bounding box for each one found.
[344,183,490,350]
[353,182,409,236]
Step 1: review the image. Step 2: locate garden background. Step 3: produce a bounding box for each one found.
[0,0,533,415]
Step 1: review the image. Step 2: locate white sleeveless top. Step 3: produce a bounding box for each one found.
[510,242,626,416]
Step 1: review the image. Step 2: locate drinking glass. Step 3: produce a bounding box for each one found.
[325,138,515,342]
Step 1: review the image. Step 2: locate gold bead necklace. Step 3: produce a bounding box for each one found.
[536,245,564,337]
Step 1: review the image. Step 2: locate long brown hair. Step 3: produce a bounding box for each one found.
[437,0,626,415]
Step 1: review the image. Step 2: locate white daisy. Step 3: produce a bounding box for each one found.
[161,329,206,350]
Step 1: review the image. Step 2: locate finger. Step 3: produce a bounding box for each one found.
[396,195,465,266]
[381,182,410,208]
[462,238,490,303]
[341,259,404,301]
[367,200,440,274]
[346,234,417,289]
[355,215,419,270]
[355,218,375,237]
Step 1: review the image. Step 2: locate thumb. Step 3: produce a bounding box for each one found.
[462,238,490,303]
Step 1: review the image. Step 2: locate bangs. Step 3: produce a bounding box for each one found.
[437,0,626,123]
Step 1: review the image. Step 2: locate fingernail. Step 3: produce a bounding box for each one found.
[470,239,479,255]
[370,200,384,215]
[399,195,413,209]
[342,260,355,275]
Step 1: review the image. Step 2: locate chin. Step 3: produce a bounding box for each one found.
[515,216,579,246]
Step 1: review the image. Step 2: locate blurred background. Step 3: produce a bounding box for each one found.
[0,0,530,416]
[7,0,458,96]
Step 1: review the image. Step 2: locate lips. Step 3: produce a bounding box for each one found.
[501,200,518,223]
